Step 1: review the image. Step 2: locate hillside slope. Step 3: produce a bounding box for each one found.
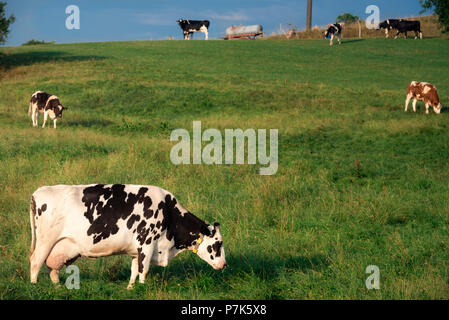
[0,39,449,299]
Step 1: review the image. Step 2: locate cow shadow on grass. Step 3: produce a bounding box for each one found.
[65,118,115,129]
[75,252,331,288]
[0,51,105,70]
[342,39,365,44]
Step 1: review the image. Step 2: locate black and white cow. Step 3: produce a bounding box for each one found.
[29,91,66,128]
[394,20,423,39]
[377,19,402,38]
[29,184,227,289]
[324,24,342,46]
[177,19,210,40]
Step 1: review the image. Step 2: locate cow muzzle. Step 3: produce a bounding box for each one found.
[214,262,227,270]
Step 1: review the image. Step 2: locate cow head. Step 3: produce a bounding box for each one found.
[54,105,66,119]
[45,97,66,120]
[377,20,389,30]
[434,103,442,114]
[194,222,227,270]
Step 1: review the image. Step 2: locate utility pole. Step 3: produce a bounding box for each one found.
[306,0,313,30]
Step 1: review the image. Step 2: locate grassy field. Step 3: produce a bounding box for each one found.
[1,38,449,300]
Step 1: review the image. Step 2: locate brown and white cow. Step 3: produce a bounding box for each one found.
[405,81,442,114]
[28,91,66,128]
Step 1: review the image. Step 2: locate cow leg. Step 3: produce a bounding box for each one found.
[330,34,334,46]
[425,103,430,114]
[395,31,399,39]
[127,257,139,290]
[337,34,341,45]
[42,112,48,128]
[412,99,418,113]
[138,246,154,284]
[53,119,57,129]
[405,94,412,112]
[31,111,37,127]
[385,29,389,38]
[30,243,54,283]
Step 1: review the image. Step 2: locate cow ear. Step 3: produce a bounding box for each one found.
[201,224,212,236]
[214,222,221,230]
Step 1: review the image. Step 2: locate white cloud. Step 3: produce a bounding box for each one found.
[206,11,249,21]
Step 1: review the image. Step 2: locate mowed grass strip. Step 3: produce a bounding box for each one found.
[0,38,449,299]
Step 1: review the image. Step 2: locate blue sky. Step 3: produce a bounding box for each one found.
[3,0,426,46]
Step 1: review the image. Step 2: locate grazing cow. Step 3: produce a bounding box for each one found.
[394,20,423,39]
[377,19,402,38]
[405,81,442,114]
[29,91,66,128]
[177,19,210,40]
[29,184,227,289]
[324,24,342,46]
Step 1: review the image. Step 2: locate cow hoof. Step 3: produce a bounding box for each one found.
[126,284,134,290]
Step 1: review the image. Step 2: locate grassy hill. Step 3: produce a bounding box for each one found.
[0,38,449,299]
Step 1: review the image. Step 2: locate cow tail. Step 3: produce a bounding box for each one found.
[29,196,36,257]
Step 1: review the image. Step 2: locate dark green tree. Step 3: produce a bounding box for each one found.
[0,2,15,45]
[336,13,360,24]
[420,0,449,32]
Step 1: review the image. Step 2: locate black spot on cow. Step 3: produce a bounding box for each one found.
[154,234,160,241]
[81,184,153,244]
[210,255,214,260]
[127,214,141,230]
[30,92,51,111]
[158,194,211,250]
[145,237,152,245]
[136,220,151,246]
[137,248,145,273]
[212,241,223,257]
[37,203,47,216]
[207,245,212,253]
[156,221,161,229]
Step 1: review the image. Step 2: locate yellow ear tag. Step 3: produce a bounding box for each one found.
[193,249,198,254]
[197,238,203,245]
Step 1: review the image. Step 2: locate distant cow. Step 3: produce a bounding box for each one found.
[324,24,342,46]
[377,19,402,38]
[394,20,423,39]
[405,81,442,114]
[29,184,227,289]
[29,91,66,128]
[177,19,210,40]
